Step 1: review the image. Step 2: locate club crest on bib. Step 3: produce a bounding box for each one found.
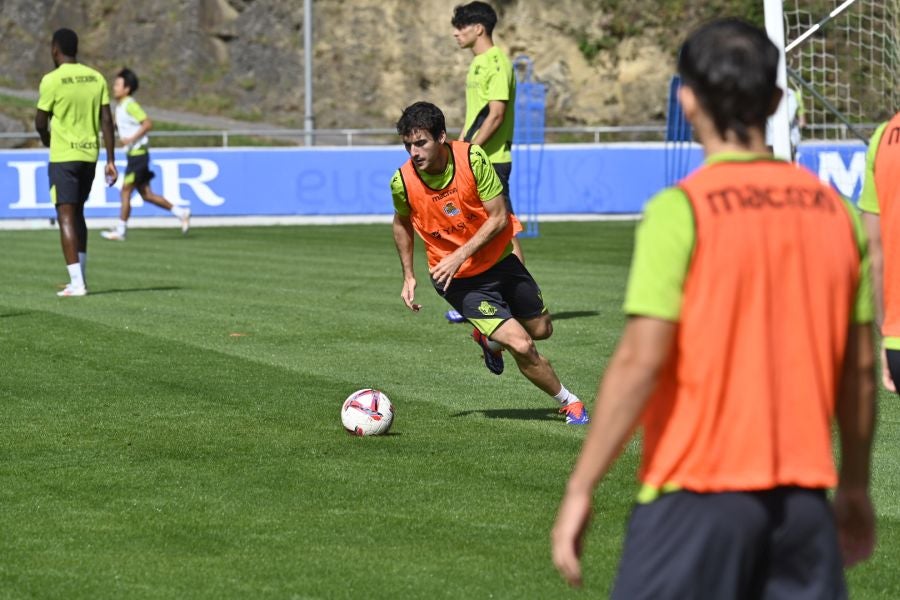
[443,202,460,217]
[477,301,498,316]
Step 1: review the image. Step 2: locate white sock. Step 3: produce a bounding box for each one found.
[486,337,503,352]
[171,206,187,218]
[554,385,579,405]
[67,263,85,289]
[116,219,127,235]
[78,252,87,282]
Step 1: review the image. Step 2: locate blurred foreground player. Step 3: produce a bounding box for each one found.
[858,110,900,393]
[552,18,876,596]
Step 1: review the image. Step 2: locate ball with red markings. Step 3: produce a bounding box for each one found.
[341,389,394,436]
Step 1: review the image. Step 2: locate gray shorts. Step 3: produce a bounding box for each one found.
[612,487,846,600]
[48,161,96,206]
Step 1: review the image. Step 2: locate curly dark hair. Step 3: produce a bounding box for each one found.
[396,102,446,141]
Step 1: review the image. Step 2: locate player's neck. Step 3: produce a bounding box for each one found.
[702,131,770,158]
[471,37,494,56]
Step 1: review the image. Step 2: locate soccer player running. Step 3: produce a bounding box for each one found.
[552,18,876,596]
[35,28,117,297]
[448,2,520,325]
[859,111,900,393]
[391,101,588,425]
[101,68,190,241]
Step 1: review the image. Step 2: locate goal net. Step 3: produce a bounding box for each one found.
[782,0,899,142]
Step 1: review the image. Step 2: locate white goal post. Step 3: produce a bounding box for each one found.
[766,0,899,154]
[764,0,793,160]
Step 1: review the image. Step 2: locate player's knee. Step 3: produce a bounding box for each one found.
[504,335,538,361]
[524,316,553,340]
[532,320,553,340]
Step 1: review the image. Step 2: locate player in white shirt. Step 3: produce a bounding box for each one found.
[101,68,190,241]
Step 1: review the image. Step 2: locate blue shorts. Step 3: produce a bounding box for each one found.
[612,487,846,600]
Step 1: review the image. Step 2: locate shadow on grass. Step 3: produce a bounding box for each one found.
[450,407,560,421]
[341,431,403,437]
[552,310,600,321]
[88,286,183,296]
[0,311,33,318]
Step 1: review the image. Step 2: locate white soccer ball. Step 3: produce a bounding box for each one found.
[341,389,394,436]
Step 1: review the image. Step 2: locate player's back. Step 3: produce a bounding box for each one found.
[38,63,107,162]
[640,158,865,493]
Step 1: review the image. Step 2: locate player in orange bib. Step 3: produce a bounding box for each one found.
[390,101,588,425]
[552,19,876,596]
[858,111,900,393]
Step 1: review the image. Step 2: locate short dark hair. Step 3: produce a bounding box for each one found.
[677,18,780,144]
[52,28,78,58]
[396,102,446,141]
[118,68,139,94]
[451,2,498,36]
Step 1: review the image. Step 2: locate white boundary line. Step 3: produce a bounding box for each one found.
[0,213,640,231]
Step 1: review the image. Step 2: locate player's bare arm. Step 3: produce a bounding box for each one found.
[861,212,894,391]
[122,117,154,147]
[833,321,876,567]
[471,100,507,148]
[392,213,421,312]
[430,193,508,290]
[100,104,118,185]
[34,109,51,147]
[552,316,676,587]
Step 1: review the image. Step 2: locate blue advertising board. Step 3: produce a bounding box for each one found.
[0,142,868,220]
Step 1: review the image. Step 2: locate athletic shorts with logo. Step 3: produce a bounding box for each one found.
[48,161,96,206]
[611,487,846,600]
[433,253,546,336]
[124,152,156,186]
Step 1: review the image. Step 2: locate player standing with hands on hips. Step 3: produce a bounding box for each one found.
[35,28,117,297]
[390,102,588,425]
[552,18,876,596]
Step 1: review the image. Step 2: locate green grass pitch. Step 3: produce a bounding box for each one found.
[0,222,897,598]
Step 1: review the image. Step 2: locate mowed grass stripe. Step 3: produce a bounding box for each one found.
[0,223,897,598]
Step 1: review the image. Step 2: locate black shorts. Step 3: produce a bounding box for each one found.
[433,253,546,336]
[48,161,96,206]
[493,162,514,214]
[124,152,155,186]
[884,349,900,391]
[612,487,846,600]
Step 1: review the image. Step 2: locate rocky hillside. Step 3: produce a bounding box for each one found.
[0,0,761,132]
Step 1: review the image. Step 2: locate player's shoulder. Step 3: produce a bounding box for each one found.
[492,46,513,64]
[870,121,890,149]
[467,143,490,164]
[125,96,144,111]
[72,62,105,82]
[390,168,405,189]
[39,66,63,86]
[645,186,691,215]
[484,46,513,70]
